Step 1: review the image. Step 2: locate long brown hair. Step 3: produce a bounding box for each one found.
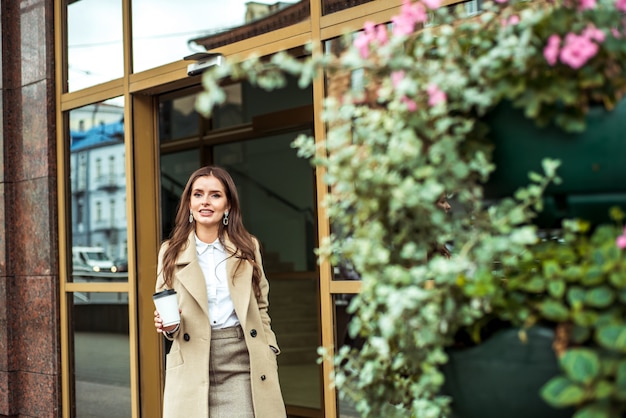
[161,166,262,299]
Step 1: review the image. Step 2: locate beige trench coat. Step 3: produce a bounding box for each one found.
[155,232,286,418]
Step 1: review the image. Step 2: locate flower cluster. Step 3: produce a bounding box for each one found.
[349,0,626,132]
[544,25,606,69]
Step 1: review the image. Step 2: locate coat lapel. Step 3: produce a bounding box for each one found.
[175,233,210,320]
[224,235,251,329]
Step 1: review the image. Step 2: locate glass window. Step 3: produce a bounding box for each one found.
[212,84,244,130]
[66,0,123,92]
[69,98,128,280]
[158,91,204,142]
[159,150,200,239]
[159,76,310,143]
[71,292,131,417]
[214,132,316,272]
[132,0,309,73]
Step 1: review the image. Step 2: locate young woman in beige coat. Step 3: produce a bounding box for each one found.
[154,166,286,418]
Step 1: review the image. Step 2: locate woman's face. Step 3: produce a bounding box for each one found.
[189,175,230,232]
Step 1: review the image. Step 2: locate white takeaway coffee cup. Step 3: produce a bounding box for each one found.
[153,289,180,327]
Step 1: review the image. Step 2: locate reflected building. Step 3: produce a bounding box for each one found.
[70,104,127,263]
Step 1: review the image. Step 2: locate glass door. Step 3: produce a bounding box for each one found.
[157,80,321,416]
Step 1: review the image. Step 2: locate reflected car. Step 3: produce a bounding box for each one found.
[113,258,128,272]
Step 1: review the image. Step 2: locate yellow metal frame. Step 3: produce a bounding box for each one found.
[55,1,402,416]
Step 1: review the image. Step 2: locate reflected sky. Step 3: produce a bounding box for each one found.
[67,0,289,91]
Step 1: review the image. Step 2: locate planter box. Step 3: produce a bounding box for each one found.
[442,326,573,418]
[483,99,626,227]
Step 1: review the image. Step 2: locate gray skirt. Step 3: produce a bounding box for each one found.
[209,325,254,418]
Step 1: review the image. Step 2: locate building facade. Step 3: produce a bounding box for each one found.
[0,1,415,417]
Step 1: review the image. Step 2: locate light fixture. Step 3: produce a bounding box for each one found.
[184,52,224,77]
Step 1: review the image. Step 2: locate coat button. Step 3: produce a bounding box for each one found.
[250,329,257,337]
[183,333,190,341]
[260,375,266,381]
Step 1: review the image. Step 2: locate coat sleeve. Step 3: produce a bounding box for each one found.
[155,241,179,341]
[254,238,281,354]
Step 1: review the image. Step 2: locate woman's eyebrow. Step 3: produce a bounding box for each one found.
[192,188,223,194]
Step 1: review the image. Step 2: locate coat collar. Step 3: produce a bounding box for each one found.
[175,231,252,327]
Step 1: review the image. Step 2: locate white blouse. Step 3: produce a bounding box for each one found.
[195,235,240,329]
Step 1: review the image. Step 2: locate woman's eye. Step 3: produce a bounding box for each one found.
[211,193,221,198]
[193,192,202,197]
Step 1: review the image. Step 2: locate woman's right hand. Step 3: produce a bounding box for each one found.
[154,310,180,334]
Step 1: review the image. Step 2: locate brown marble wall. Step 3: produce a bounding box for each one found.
[0,0,61,417]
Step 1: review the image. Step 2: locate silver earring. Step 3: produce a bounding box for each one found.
[223,211,229,226]
[189,209,193,223]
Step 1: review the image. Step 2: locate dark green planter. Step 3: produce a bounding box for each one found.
[483,99,626,227]
[442,326,573,418]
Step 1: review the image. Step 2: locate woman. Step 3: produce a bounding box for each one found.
[153,165,286,418]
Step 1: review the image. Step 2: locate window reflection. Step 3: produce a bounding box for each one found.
[66,0,123,91]
[69,98,128,282]
[133,0,309,73]
[214,133,316,272]
[159,150,200,239]
[72,292,131,417]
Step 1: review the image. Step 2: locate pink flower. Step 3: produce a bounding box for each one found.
[353,21,389,58]
[422,0,441,10]
[427,83,447,106]
[611,28,622,38]
[578,0,596,10]
[375,25,389,45]
[494,0,508,3]
[391,71,406,87]
[616,0,626,12]
[544,34,561,66]
[401,96,418,112]
[583,25,605,42]
[353,32,372,59]
[392,0,427,36]
[617,227,626,248]
[560,32,599,69]
[501,15,520,26]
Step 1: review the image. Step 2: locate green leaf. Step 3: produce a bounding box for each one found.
[581,266,604,286]
[541,376,586,407]
[609,272,626,289]
[543,259,561,279]
[523,275,546,292]
[528,171,543,183]
[539,300,570,321]
[572,403,611,418]
[572,310,599,327]
[548,280,565,299]
[564,265,584,282]
[560,348,600,385]
[593,380,613,399]
[596,325,626,352]
[584,286,615,308]
[567,287,586,307]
